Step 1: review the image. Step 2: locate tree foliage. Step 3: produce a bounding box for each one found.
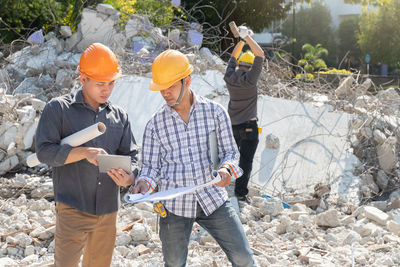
[181,0,291,33]
[281,2,336,66]
[344,0,391,5]
[0,0,65,43]
[179,0,291,53]
[358,0,400,67]
[0,0,177,45]
[337,16,361,69]
[103,0,176,27]
[298,43,328,73]
[0,0,103,43]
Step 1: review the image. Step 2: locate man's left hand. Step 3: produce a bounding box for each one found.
[215,168,231,187]
[107,168,134,186]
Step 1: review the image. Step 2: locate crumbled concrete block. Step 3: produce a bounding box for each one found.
[56,69,74,88]
[373,129,386,145]
[336,76,355,97]
[15,233,32,248]
[315,209,340,228]
[65,29,82,51]
[7,142,16,156]
[363,206,389,225]
[76,8,119,51]
[387,198,400,211]
[115,232,132,246]
[60,26,72,37]
[97,3,119,15]
[387,220,400,235]
[199,47,215,66]
[15,78,42,96]
[343,230,362,245]
[265,134,280,149]
[21,254,39,265]
[377,137,397,174]
[130,223,150,242]
[187,30,203,47]
[24,245,35,257]
[0,155,19,175]
[135,244,151,255]
[125,16,144,38]
[168,28,180,43]
[375,170,389,191]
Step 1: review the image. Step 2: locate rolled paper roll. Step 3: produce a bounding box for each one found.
[26,122,107,167]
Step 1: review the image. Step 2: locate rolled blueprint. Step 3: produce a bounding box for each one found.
[124,170,222,203]
[26,122,107,167]
[209,130,219,170]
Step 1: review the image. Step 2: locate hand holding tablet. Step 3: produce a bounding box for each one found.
[97,154,131,174]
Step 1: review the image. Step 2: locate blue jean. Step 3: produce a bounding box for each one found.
[159,200,256,267]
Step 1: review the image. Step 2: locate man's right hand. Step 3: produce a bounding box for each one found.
[131,180,150,194]
[85,147,107,166]
[65,147,107,165]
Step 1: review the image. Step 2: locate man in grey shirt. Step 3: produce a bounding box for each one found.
[224,26,265,203]
[35,43,139,267]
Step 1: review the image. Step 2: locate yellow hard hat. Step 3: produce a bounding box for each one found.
[150,49,194,91]
[78,43,122,82]
[238,50,255,67]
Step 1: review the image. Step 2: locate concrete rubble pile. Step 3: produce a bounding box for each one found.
[1,176,400,266]
[1,3,400,266]
[259,60,400,209]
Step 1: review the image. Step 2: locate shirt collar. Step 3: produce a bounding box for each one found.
[72,89,110,110]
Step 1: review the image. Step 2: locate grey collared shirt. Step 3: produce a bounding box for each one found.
[35,90,139,215]
[224,56,263,125]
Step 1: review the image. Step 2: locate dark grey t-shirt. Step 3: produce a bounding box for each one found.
[223,56,263,125]
[35,90,139,215]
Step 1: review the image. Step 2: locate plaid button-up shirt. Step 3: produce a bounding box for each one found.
[137,92,243,218]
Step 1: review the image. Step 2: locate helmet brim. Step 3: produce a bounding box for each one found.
[78,67,122,82]
[238,62,253,67]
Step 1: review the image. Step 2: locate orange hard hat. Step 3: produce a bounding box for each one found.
[149,49,194,91]
[78,43,122,82]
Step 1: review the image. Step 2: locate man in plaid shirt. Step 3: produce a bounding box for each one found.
[131,49,255,267]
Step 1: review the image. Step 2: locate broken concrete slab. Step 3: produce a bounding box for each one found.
[59,26,72,38]
[0,155,19,175]
[377,137,397,174]
[76,8,120,51]
[335,76,355,98]
[96,3,119,15]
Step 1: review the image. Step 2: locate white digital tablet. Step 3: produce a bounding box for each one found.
[97,154,131,174]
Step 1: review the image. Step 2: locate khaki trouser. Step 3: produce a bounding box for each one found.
[55,202,117,267]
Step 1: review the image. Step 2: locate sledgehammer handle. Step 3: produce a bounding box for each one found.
[229,21,240,38]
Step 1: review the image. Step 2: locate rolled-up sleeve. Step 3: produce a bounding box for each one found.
[136,120,160,191]
[35,101,73,167]
[215,106,243,179]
